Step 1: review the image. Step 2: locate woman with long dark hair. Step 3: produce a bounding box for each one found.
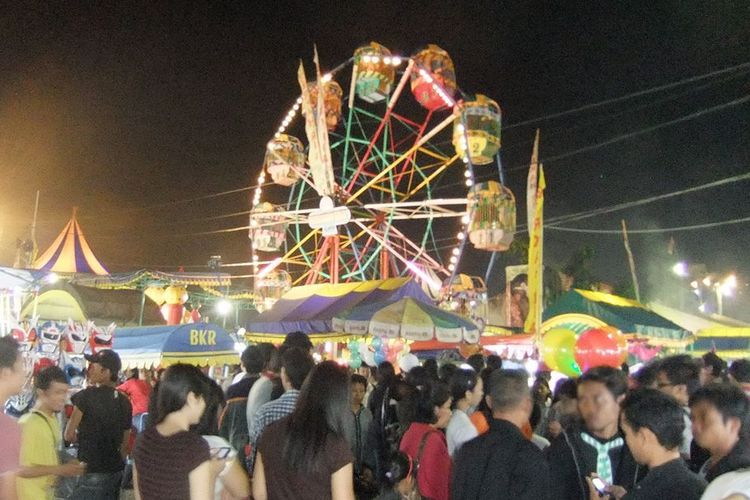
[398,382,452,500]
[192,378,250,500]
[252,361,355,500]
[133,364,219,500]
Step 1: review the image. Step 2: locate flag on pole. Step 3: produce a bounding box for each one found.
[527,129,540,230]
[525,131,545,337]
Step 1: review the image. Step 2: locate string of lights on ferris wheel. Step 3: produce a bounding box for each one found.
[248,51,478,280]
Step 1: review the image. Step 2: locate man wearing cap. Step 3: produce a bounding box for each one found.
[64,349,131,499]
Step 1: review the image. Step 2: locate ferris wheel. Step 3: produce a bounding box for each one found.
[249,43,515,304]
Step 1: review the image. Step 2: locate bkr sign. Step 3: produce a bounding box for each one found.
[189,329,217,346]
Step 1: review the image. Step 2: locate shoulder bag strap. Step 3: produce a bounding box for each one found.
[413,430,437,499]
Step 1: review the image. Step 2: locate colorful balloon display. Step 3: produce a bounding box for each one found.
[541,328,581,377]
[573,327,627,373]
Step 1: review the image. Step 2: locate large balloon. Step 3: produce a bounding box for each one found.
[574,327,628,373]
[350,353,362,369]
[541,328,581,377]
[374,349,386,366]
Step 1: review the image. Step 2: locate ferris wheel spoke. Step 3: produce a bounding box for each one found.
[347,112,456,205]
[380,224,446,273]
[391,114,432,191]
[274,228,319,277]
[343,61,415,194]
[352,220,442,288]
[403,153,461,201]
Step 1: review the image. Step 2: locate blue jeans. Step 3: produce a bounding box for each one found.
[68,471,123,500]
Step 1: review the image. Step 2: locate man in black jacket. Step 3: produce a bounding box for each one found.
[452,369,551,500]
[546,366,642,500]
[689,383,750,482]
[590,388,706,499]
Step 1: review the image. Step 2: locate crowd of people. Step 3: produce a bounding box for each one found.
[2,332,750,500]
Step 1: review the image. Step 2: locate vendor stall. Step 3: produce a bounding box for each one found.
[542,289,693,347]
[112,322,239,368]
[648,302,750,359]
[246,277,429,343]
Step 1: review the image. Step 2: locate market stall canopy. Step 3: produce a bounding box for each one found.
[333,297,480,343]
[692,329,750,359]
[246,278,429,342]
[647,303,750,358]
[408,326,525,352]
[542,289,692,347]
[32,211,108,275]
[0,267,46,290]
[20,283,163,325]
[70,270,232,289]
[113,322,239,368]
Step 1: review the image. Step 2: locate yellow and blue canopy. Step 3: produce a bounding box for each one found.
[112,322,239,368]
[246,278,429,340]
[33,214,108,275]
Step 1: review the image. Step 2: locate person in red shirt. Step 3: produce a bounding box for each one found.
[399,382,452,500]
[118,368,152,417]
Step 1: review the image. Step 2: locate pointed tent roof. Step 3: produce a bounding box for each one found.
[33,210,108,275]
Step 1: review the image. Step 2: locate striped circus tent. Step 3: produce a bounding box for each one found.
[33,211,108,275]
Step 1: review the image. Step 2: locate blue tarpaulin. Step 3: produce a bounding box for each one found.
[113,322,238,368]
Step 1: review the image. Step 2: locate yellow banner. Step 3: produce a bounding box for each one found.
[525,165,545,336]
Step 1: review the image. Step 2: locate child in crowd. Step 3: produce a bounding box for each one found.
[375,452,418,500]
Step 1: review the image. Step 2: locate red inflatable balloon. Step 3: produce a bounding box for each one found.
[574,327,627,373]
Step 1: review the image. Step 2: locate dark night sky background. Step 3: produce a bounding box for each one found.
[1,2,748,316]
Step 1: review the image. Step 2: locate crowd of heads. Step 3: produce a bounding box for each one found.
[4,328,750,500]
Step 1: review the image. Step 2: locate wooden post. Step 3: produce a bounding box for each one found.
[138,287,146,326]
[621,220,641,302]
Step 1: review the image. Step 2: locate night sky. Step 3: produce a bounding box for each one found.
[1,2,748,315]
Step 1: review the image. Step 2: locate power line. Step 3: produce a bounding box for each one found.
[68,61,750,224]
[546,215,750,234]
[506,61,750,128]
[107,168,750,240]
[493,68,750,157]
[542,170,750,228]
[506,94,750,173]
[122,90,750,236]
